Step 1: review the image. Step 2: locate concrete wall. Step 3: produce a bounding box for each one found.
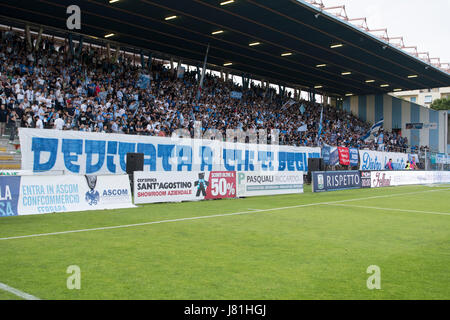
[392,87,450,107]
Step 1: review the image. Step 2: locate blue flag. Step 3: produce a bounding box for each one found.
[317,106,323,144]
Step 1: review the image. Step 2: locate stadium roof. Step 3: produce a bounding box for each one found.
[1,0,450,97]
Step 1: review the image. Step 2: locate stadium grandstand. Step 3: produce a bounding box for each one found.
[1,0,449,163]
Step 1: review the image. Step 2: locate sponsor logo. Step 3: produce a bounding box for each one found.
[361,171,372,188]
[313,171,361,192]
[325,173,360,188]
[86,176,129,205]
[136,177,193,198]
[85,175,100,206]
[194,173,209,197]
[102,189,128,197]
[247,175,274,184]
[206,171,236,199]
[244,174,302,185]
[361,152,383,171]
[237,172,303,196]
[135,172,236,202]
[101,187,130,203]
[372,172,391,188]
[137,179,192,190]
[361,171,371,178]
[317,174,324,190]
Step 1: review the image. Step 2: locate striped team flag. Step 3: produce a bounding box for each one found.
[197,44,210,100]
[361,118,384,142]
[317,106,324,141]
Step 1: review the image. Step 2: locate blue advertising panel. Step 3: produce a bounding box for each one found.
[312,171,361,193]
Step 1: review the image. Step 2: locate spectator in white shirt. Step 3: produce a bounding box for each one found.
[54,117,65,130]
[35,116,44,129]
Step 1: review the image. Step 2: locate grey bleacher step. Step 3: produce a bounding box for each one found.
[0,161,21,165]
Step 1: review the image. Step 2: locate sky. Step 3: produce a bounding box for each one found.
[320,0,450,64]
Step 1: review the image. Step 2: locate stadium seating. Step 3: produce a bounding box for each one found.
[0,30,413,153]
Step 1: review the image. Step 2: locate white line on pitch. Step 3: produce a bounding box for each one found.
[0,282,40,300]
[0,187,448,241]
[326,203,450,216]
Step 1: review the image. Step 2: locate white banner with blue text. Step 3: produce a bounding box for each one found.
[359,150,408,171]
[236,171,304,197]
[0,174,134,217]
[370,171,450,188]
[19,128,321,175]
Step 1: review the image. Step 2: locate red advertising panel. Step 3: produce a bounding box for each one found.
[338,147,350,166]
[205,171,236,200]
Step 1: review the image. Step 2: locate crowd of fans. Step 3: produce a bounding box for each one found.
[0,28,413,153]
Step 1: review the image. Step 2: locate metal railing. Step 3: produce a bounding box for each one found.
[419,151,450,171]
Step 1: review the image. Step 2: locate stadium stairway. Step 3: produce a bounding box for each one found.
[0,135,21,170]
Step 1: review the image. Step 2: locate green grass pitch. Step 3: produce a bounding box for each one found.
[0,184,449,300]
